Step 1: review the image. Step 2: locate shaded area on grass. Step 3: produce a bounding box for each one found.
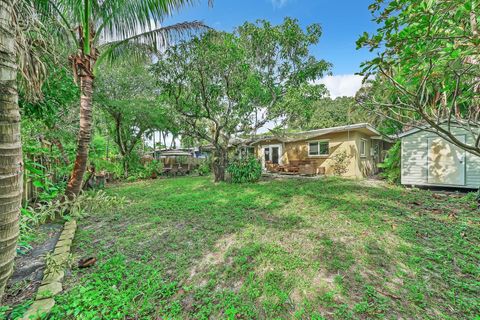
[46,177,479,319]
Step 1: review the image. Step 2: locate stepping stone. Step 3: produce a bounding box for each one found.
[37,282,62,299]
[55,238,73,249]
[42,270,64,284]
[53,245,70,255]
[20,298,55,320]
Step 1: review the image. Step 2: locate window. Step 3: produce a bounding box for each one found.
[239,147,255,159]
[271,147,279,164]
[264,147,270,162]
[308,141,329,156]
[360,139,367,157]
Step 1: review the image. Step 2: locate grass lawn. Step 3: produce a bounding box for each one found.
[48,176,479,319]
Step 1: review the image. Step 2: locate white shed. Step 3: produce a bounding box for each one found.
[399,125,480,189]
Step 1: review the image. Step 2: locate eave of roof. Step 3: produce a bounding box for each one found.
[251,123,389,144]
[395,121,477,138]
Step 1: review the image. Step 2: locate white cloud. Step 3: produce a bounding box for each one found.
[316,74,364,99]
[270,0,289,8]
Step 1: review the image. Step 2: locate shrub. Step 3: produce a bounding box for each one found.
[331,150,351,176]
[378,141,401,183]
[197,160,212,176]
[227,157,262,183]
[141,160,163,179]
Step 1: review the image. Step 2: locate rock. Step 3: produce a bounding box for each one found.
[42,270,64,284]
[20,298,55,320]
[37,282,62,299]
[52,245,70,255]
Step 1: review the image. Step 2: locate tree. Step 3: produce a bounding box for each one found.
[288,96,374,130]
[34,0,208,198]
[357,0,480,156]
[155,18,331,181]
[0,0,22,299]
[0,0,48,300]
[95,61,168,176]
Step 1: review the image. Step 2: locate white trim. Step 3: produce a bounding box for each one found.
[360,138,367,157]
[308,140,330,157]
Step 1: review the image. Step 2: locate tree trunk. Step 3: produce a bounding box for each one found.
[51,138,69,165]
[65,66,94,198]
[0,0,22,300]
[212,148,227,182]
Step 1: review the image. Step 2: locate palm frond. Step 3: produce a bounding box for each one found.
[13,0,48,101]
[98,21,209,65]
[95,0,212,43]
[33,0,80,46]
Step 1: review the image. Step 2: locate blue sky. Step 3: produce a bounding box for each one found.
[164,0,378,97]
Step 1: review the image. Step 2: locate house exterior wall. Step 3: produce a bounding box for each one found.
[355,132,377,177]
[254,131,385,178]
[401,126,480,188]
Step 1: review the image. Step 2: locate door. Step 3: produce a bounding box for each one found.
[427,135,466,185]
[262,144,282,169]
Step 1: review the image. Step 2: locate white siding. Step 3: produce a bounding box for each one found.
[401,125,480,188]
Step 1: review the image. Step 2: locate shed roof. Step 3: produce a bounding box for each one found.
[395,121,477,139]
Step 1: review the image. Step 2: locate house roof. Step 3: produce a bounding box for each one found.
[153,149,193,157]
[250,123,391,145]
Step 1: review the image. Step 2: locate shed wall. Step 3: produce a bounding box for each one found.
[401,126,480,188]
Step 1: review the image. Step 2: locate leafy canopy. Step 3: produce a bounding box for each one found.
[154,18,331,148]
[357,0,480,156]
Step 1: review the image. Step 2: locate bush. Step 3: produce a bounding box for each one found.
[197,160,212,176]
[331,150,350,176]
[141,160,163,179]
[227,157,262,183]
[378,141,401,184]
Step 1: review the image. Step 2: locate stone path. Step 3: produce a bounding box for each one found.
[21,220,77,320]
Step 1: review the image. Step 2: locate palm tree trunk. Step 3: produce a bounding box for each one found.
[0,0,23,300]
[65,65,94,198]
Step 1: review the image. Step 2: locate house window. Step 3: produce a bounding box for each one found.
[271,147,279,164]
[308,141,329,156]
[360,139,367,157]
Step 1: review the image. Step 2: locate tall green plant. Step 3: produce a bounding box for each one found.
[378,141,401,184]
[227,157,262,183]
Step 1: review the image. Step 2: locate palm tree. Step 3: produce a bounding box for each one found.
[35,0,209,198]
[0,0,49,300]
[0,0,23,299]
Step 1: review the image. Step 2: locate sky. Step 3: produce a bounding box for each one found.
[164,0,379,98]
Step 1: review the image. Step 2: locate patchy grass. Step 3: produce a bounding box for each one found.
[46,176,479,319]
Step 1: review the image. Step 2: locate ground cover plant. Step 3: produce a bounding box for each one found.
[36,176,480,319]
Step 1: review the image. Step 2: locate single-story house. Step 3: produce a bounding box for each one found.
[250,123,393,178]
[398,124,480,189]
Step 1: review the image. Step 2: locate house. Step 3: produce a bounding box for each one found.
[398,124,480,189]
[251,123,392,178]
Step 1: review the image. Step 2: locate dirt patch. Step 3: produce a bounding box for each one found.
[187,233,237,284]
[3,223,62,306]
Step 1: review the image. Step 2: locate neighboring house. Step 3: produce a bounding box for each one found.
[251,123,392,178]
[398,124,480,189]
